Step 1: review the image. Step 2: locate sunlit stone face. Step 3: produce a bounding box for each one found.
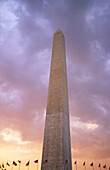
[41,29,72,170]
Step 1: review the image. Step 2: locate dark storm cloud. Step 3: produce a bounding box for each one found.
[0,0,110,160]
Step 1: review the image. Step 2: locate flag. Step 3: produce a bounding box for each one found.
[90,162,93,166]
[44,160,48,164]
[7,162,10,166]
[74,161,77,165]
[103,165,106,168]
[26,161,30,166]
[2,163,4,168]
[18,160,21,164]
[83,162,85,166]
[65,160,68,165]
[34,160,38,163]
[13,161,17,166]
[98,164,101,168]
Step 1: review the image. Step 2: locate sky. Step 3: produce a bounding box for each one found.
[0,0,110,169]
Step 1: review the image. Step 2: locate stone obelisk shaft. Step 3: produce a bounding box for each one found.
[41,29,72,170]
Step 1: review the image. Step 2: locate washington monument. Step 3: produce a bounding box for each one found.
[41,29,72,170]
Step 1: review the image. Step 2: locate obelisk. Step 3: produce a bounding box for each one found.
[41,29,72,170]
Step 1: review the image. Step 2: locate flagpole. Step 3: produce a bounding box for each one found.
[85,165,86,170]
[19,163,21,170]
[37,163,38,170]
[76,163,77,170]
[72,148,73,170]
[28,165,29,170]
[11,164,13,170]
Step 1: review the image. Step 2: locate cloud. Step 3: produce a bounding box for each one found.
[1,128,31,145]
[71,117,98,130]
[0,0,110,162]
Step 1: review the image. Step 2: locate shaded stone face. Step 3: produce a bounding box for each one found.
[41,29,72,170]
